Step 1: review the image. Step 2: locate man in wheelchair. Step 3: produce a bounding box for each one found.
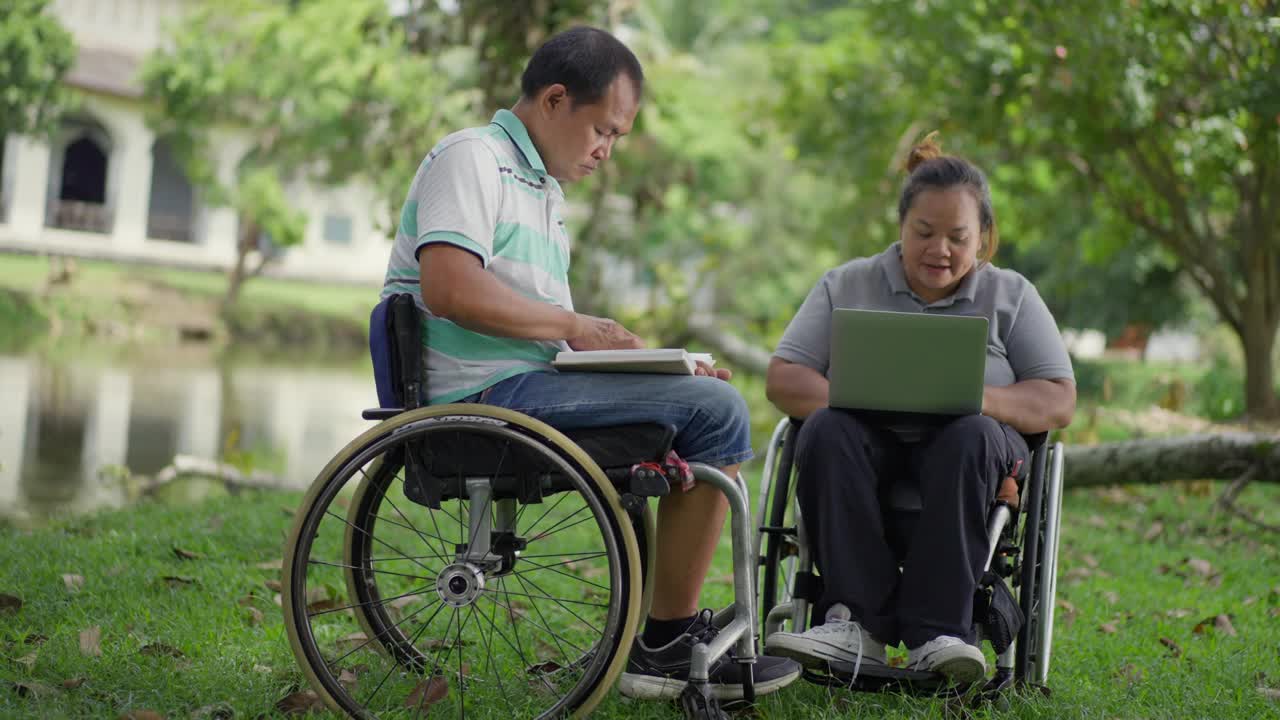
[762,136,1076,684]
[377,26,800,703]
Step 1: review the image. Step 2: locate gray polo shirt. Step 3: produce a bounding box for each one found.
[774,243,1074,386]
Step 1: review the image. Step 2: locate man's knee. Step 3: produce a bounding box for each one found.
[933,414,1004,452]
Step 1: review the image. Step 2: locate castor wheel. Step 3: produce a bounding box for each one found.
[679,683,729,720]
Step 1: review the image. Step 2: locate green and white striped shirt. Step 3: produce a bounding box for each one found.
[381,110,573,404]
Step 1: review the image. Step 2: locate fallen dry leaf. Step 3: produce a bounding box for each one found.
[1243,596,1258,606]
[1142,521,1164,541]
[172,546,204,561]
[273,593,283,607]
[404,676,448,709]
[0,593,21,613]
[1085,514,1107,528]
[245,606,265,626]
[526,660,563,675]
[254,560,282,570]
[16,651,37,670]
[1269,607,1280,619]
[139,642,185,658]
[79,626,102,656]
[337,668,358,688]
[160,576,196,588]
[1193,613,1238,636]
[276,690,326,715]
[1098,622,1119,634]
[1056,598,1077,614]
[11,681,54,699]
[1159,637,1182,657]
[253,664,272,674]
[119,711,165,720]
[63,574,85,592]
[1115,663,1144,684]
[1103,590,1119,605]
[1165,608,1195,619]
[1258,687,1280,702]
[23,633,47,645]
[336,632,369,652]
[265,579,283,592]
[190,703,235,719]
[63,677,86,689]
[237,594,257,607]
[1185,557,1214,576]
[1082,554,1100,568]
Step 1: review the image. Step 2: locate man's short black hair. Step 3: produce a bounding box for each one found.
[520,26,644,106]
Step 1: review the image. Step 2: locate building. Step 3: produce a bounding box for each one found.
[0,0,390,284]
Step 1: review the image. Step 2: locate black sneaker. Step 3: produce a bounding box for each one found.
[617,610,803,700]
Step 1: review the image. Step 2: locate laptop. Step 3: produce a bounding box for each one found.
[828,308,988,417]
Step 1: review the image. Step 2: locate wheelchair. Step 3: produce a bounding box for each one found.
[754,416,1065,693]
[280,294,758,719]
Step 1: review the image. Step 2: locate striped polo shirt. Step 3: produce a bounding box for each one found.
[380,109,573,404]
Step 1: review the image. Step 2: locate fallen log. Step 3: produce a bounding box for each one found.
[1062,433,1280,488]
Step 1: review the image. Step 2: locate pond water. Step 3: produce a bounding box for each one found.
[0,351,377,520]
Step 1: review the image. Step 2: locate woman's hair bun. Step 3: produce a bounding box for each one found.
[905,131,944,173]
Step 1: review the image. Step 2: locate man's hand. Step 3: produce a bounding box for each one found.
[694,360,732,381]
[567,314,645,351]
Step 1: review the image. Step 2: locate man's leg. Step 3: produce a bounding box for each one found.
[649,468,733,620]
[477,370,799,699]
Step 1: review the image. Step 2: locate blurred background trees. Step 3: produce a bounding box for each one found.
[138,0,1279,417]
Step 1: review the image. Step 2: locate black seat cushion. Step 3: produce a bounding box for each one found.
[562,423,676,470]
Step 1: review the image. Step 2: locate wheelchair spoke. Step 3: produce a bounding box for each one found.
[478,589,518,716]
[327,593,443,668]
[510,570,578,667]
[517,488,575,543]
[323,508,437,577]
[362,595,445,707]
[506,572,605,635]
[511,557,612,593]
[479,592,592,657]
[306,558,436,584]
[517,550,607,560]
[306,582,434,618]
[529,509,596,543]
[487,588,608,610]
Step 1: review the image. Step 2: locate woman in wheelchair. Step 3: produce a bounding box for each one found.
[761,134,1076,684]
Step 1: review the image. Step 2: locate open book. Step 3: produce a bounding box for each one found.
[552,348,714,375]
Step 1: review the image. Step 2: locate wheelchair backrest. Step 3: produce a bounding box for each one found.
[369,293,424,410]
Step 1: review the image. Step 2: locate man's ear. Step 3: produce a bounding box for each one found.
[539,84,569,116]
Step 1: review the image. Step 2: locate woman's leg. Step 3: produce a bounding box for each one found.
[793,408,904,643]
[896,415,1029,649]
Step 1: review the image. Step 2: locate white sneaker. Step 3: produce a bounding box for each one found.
[764,620,887,669]
[907,635,986,683]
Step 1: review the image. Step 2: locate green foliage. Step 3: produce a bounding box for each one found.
[0,0,75,137]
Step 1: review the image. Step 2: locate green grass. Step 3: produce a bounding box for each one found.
[2,474,1277,719]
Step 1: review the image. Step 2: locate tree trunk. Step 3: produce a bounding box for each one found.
[1063,433,1280,488]
[1237,303,1280,419]
[222,218,260,314]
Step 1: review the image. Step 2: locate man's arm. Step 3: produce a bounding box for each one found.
[420,244,643,350]
[765,357,829,419]
[982,378,1076,435]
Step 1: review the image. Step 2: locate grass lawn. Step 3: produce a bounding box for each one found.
[2,471,1277,719]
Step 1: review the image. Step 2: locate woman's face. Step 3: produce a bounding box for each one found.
[899,186,983,304]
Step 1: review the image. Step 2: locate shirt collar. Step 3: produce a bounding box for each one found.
[879,242,981,308]
[491,109,547,175]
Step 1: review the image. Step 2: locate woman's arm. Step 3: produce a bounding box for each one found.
[765,357,830,420]
[982,378,1076,434]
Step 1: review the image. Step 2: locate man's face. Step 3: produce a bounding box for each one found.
[537,75,639,183]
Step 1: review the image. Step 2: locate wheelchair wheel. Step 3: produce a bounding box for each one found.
[1014,441,1065,685]
[284,405,643,719]
[758,421,802,639]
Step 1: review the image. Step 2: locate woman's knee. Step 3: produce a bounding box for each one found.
[795,407,873,458]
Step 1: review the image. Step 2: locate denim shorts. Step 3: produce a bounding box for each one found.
[458,371,753,468]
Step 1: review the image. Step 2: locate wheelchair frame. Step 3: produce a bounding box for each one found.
[755,417,1065,690]
[280,294,760,719]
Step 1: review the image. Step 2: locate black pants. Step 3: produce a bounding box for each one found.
[794,408,1029,649]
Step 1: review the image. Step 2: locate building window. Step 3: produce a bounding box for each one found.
[322,214,353,246]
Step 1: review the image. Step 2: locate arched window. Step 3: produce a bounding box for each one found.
[46,118,113,233]
[147,139,196,243]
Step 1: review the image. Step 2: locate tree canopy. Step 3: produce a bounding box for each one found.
[0,0,75,137]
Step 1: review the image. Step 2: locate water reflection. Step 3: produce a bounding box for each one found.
[0,353,375,520]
